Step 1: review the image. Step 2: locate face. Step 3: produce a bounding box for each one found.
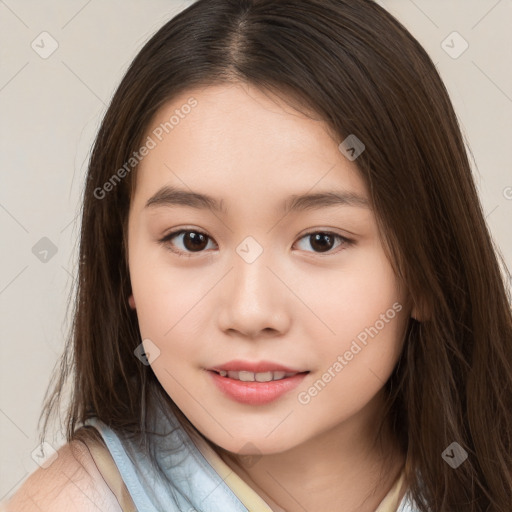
[127,82,411,455]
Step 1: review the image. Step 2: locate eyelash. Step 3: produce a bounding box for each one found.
[158,228,354,258]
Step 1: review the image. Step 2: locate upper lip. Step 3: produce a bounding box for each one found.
[208,360,308,374]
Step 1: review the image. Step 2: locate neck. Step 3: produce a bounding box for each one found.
[214,392,406,512]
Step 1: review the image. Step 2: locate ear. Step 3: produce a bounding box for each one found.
[128,294,136,310]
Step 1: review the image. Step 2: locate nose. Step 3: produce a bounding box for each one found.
[217,248,291,339]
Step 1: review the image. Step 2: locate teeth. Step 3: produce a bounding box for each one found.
[218,370,297,382]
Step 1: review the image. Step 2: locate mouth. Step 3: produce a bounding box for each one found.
[207,359,309,378]
[208,369,310,382]
[207,369,310,405]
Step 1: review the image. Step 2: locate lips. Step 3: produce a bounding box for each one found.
[208,368,309,405]
[207,359,307,374]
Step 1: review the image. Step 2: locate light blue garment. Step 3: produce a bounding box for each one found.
[84,403,421,512]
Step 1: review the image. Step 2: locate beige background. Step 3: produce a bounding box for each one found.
[1,0,511,501]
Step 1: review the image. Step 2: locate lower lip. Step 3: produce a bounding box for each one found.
[207,370,309,405]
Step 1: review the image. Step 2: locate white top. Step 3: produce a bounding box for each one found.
[1,400,421,511]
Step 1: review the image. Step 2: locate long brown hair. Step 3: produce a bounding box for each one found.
[39,0,512,510]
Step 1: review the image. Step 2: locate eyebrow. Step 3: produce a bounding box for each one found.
[144,185,370,214]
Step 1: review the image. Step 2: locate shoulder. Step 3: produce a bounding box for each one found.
[1,439,122,512]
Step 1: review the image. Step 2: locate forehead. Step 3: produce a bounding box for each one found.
[132,83,368,210]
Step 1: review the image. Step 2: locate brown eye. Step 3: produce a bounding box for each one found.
[159,229,215,257]
[309,233,335,253]
[295,231,353,254]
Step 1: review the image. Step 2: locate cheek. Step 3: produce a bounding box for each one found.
[128,234,210,336]
[132,276,208,346]
[300,247,407,406]
[298,305,407,423]
[305,249,403,343]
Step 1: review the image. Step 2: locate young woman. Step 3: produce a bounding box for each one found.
[3,1,512,511]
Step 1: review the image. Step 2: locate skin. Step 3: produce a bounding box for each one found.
[127,82,415,511]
